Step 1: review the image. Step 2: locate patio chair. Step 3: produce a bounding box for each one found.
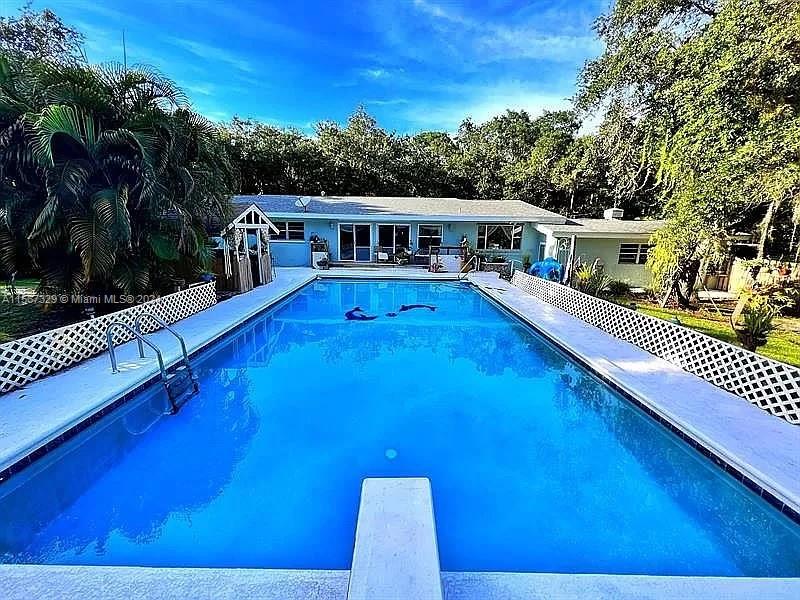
[395,248,411,266]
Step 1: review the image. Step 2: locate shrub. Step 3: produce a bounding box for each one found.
[572,261,611,297]
[605,279,631,297]
[734,296,777,352]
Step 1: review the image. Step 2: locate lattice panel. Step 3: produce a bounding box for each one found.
[0,282,217,394]
[510,272,800,424]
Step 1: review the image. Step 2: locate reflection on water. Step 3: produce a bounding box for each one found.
[1,280,799,574]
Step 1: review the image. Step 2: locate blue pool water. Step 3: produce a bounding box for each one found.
[2,280,800,575]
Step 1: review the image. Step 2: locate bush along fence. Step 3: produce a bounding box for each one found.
[0,282,217,394]
[510,271,800,424]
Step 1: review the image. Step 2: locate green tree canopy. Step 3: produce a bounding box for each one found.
[579,0,800,301]
[0,55,235,295]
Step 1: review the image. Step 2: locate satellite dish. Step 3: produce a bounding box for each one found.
[294,196,311,212]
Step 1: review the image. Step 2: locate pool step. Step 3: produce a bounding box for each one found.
[164,366,198,413]
[347,477,443,600]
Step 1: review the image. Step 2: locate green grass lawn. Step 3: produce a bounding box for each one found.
[620,300,800,368]
[12,278,40,290]
[0,280,78,342]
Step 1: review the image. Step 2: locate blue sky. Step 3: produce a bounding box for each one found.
[2,0,607,133]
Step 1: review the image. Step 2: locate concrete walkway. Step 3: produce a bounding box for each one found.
[467,272,800,513]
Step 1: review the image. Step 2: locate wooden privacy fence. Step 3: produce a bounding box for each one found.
[510,271,800,424]
[0,282,217,394]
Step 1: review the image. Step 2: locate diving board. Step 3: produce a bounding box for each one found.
[347,477,443,600]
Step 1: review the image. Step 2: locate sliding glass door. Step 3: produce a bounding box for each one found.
[339,224,372,262]
[377,224,410,253]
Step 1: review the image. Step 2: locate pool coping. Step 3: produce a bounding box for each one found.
[0,271,799,598]
[0,268,318,479]
[1,566,798,599]
[2,270,799,515]
[467,272,800,521]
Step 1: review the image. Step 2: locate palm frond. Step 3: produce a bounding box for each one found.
[92,186,131,244]
[31,105,95,165]
[69,206,115,280]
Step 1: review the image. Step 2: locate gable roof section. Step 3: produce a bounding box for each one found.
[538,218,667,238]
[232,195,567,223]
[223,202,280,234]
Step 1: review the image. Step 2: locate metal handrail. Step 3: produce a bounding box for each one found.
[458,255,479,280]
[106,322,167,379]
[134,312,190,365]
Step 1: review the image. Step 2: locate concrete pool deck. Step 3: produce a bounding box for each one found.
[1,269,799,598]
[467,273,800,515]
[2,565,799,599]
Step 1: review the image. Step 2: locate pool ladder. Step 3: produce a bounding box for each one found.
[105,312,199,414]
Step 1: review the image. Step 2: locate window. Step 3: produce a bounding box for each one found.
[477,224,522,250]
[618,243,651,264]
[271,221,305,241]
[378,224,410,251]
[417,224,442,253]
[538,241,546,262]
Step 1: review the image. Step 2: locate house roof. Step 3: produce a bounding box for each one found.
[231,195,567,223]
[538,218,667,238]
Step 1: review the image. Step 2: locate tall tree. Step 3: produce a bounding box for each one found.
[579,0,800,301]
[0,55,235,295]
[0,3,85,64]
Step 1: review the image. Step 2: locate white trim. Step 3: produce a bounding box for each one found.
[475,222,523,251]
[618,242,651,265]
[536,223,658,239]
[416,223,443,253]
[338,223,373,262]
[269,219,306,242]
[376,223,412,250]
[264,212,564,224]
[223,203,280,234]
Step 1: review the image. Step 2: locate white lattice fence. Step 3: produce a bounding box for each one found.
[0,282,217,394]
[511,271,800,424]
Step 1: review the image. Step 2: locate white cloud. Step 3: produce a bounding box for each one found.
[360,68,390,79]
[365,98,411,106]
[378,0,602,66]
[182,82,215,97]
[400,81,572,131]
[167,37,254,73]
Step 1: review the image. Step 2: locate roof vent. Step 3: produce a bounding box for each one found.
[603,207,624,220]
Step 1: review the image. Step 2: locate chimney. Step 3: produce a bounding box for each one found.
[603,207,624,220]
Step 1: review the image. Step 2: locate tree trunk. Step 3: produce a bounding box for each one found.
[675,258,700,308]
[660,258,700,308]
[659,277,676,307]
[757,199,778,259]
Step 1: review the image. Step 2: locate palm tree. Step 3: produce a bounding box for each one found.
[0,54,235,295]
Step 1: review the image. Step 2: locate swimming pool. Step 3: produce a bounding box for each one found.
[1,279,799,575]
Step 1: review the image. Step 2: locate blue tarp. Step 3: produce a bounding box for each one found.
[528,257,563,282]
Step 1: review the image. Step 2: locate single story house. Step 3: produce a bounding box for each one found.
[536,209,667,288]
[220,196,666,288]
[230,194,566,267]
